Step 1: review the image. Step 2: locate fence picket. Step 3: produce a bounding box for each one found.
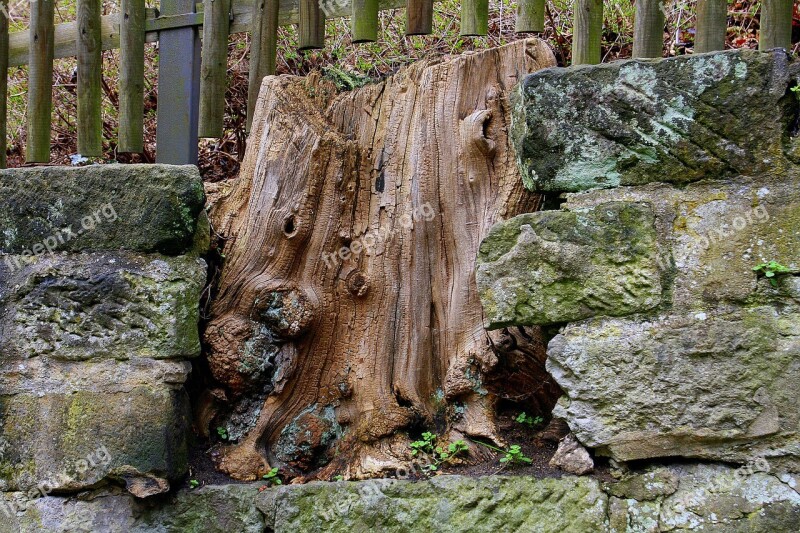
[299,0,325,49]
[199,0,231,138]
[695,0,727,53]
[406,0,433,35]
[572,0,602,65]
[27,0,55,163]
[633,0,665,58]
[516,0,545,33]
[77,0,103,156]
[760,0,793,51]
[352,0,378,42]
[119,0,145,153]
[247,0,278,131]
[0,1,8,168]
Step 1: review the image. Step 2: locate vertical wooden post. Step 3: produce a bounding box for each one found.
[156,0,201,164]
[759,0,793,51]
[572,0,602,65]
[77,0,103,156]
[406,0,433,35]
[299,0,325,50]
[352,0,379,43]
[0,0,9,168]
[199,0,231,138]
[461,0,488,36]
[27,0,55,163]
[247,0,278,132]
[516,0,545,33]
[119,0,145,153]
[633,0,665,58]
[695,0,727,53]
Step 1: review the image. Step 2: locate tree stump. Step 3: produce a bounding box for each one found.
[203,38,559,480]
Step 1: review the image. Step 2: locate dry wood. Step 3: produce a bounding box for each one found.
[759,0,793,51]
[26,0,55,163]
[695,0,727,53]
[204,39,557,480]
[199,0,232,138]
[77,0,103,156]
[515,0,545,33]
[572,0,602,65]
[632,0,665,58]
[118,0,146,152]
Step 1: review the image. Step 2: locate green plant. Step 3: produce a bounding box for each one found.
[216,426,229,440]
[262,467,282,486]
[515,412,544,428]
[791,85,800,102]
[409,433,469,472]
[500,444,533,465]
[410,431,437,456]
[189,479,199,489]
[333,475,344,481]
[753,261,794,287]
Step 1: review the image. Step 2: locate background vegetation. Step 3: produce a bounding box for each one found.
[3,0,794,179]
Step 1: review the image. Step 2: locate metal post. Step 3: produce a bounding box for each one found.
[156,0,200,164]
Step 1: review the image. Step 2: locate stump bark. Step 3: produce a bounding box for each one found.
[204,38,559,480]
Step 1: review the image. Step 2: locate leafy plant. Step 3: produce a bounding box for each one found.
[189,479,199,489]
[791,85,800,103]
[515,412,544,428]
[333,475,344,482]
[753,261,794,287]
[216,426,229,440]
[409,433,469,472]
[262,467,282,486]
[410,431,437,456]
[500,445,533,465]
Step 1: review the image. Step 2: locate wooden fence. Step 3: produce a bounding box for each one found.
[0,0,795,167]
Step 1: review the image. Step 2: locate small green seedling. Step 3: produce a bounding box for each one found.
[753,261,793,287]
[262,467,282,486]
[792,86,800,102]
[410,432,437,456]
[333,475,344,482]
[409,434,469,472]
[189,479,199,489]
[216,426,229,440]
[500,445,533,465]
[516,412,544,428]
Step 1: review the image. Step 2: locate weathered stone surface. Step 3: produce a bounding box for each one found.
[0,357,192,493]
[548,304,800,466]
[544,176,800,467]
[0,165,205,255]
[0,253,206,360]
[257,475,608,532]
[476,201,663,328]
[1,468,797,531]
[0,484,265,533]
[511,49,798,192]
[549,434,594,475]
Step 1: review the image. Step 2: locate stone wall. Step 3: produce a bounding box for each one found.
[0,165,208,500]
[479,50,800,478]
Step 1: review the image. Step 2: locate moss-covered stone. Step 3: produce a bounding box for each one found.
[0,165,205,255]
[476,201,663,328]
[511,49,799,192]
[0,252,206,360]
[0,358,192,493]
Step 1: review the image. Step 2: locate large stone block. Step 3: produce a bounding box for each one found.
[511,49,799,192]
[476,201,663,328]
[0,165,205,255]
[0,358,192,495]
[0,253,206,360]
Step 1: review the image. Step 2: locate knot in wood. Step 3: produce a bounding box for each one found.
[257,289,313,338]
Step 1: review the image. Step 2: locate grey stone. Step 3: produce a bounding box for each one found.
[0,252,206,360]
[0,164,205,255]
[510,49,799,192]
[549,433,594,475]
[477,201,663,328]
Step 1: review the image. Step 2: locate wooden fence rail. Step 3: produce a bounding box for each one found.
[0,0,795,166]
